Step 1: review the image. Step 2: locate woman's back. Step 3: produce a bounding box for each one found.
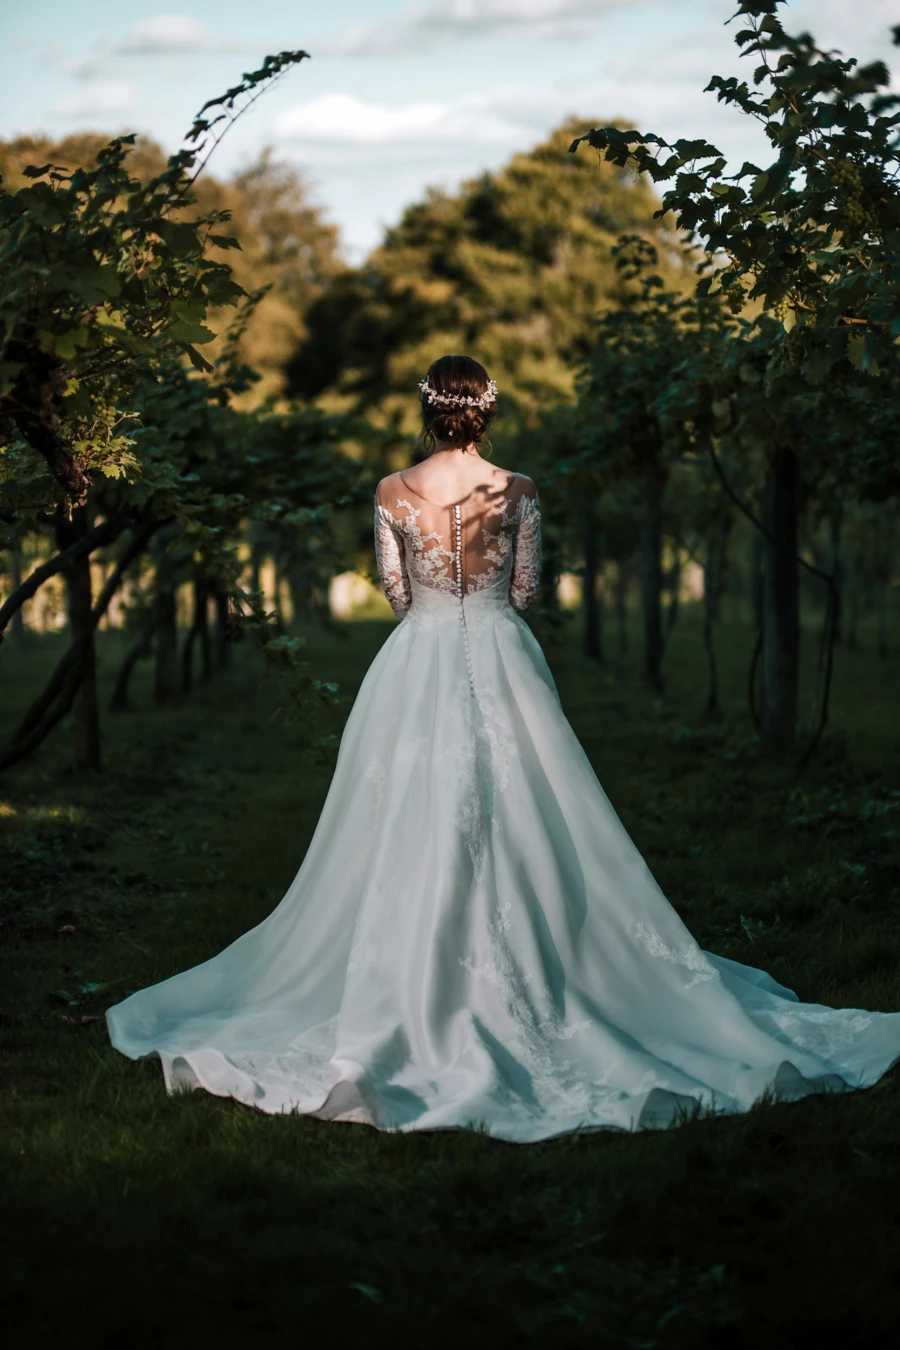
[395,452,521,505]
[375,459,539,611]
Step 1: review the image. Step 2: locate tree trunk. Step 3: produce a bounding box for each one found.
[582,497,604,662]
[540,528,562,619]
[751,526,764,633]
[702,497,731,718]
[272,558,287,635]
[249,521,264,604]
[760,449,799,752]
[614,559,629,658]
[8,545,25,638]
[154,587,178,702]
[830,504,844,645]
[877,579,889,658]
[288,567,310,627]
[641,469,664,692]
[0,519,157,767]
[846,563,860,650]
[287,534,316,629]
[152,535,179,704]
[181,575,212,693]
[58,508,101,771]
[666,539,681,641]
[0,518,119,645]
[702,578,719,719]
[213,581,233,670]
[110,614,158,712]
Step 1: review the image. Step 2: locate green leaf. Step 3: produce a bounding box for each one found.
[750,171,769,200]
[95,318,157,357]
[183,343,214,372]
[53,328,89,360]
[204,276,247,305]
[171,300,208,325]
[751,153,795,205]
[349,1284,382,1304]
[166,320,216,346]
[58,264,122,304]
[156,220,203,255]
[62,382,92,417]
[847,334,865,370]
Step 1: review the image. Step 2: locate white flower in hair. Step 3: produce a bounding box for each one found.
[418,377,498,410]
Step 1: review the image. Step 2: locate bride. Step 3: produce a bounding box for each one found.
[107,354,900,1141]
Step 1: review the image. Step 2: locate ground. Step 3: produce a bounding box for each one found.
[1,606,898,1348]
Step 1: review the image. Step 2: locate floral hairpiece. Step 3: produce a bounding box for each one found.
[418,377,498,410]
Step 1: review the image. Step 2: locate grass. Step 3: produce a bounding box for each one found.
[1,605,899,1349]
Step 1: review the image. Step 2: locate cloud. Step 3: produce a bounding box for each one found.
[270,67,772,235]
[51,79,138,120]
[113,13,261,58]
[323,0,646,56]
[792,0,898,49]
[268,65,773,261]
[118,15,218,54]
[66,12,261,79]
[273,90,534,147]
[271,66,755,160]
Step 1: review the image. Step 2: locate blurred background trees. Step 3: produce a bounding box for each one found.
[0,52,368,773]
[2,5,899,776]
[285,118,679,435]
[0,132,343,404]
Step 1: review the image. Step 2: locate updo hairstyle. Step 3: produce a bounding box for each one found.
[419,354,496,454]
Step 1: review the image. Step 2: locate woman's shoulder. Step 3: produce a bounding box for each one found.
[495,468,538,502]
[375,464,539,504]
[375,471,408,507]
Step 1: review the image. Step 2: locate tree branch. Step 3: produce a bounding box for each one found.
[706,438,836,586]
[0,517,162,771]
[0,517,120,644]
[91,518,161,623]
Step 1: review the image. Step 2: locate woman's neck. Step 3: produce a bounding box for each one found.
[431,440,480,457]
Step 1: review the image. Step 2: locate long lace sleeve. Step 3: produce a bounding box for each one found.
[509,493,541,614]
[374,502,411,619]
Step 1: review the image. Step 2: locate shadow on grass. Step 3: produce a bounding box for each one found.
[2,616,900,1346]
[3,1040,900,1348]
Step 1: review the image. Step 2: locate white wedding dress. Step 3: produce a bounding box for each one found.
[107,474,900,1141]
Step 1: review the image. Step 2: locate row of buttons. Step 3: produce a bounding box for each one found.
[453,504,476,694]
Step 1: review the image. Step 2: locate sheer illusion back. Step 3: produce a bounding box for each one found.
[374,471,540,617]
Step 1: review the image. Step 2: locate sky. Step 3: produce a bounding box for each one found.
[2,1,898,260]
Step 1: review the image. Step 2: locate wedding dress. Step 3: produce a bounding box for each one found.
[107,474,900,1141]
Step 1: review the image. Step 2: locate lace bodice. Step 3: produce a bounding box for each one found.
[373,472,541,619]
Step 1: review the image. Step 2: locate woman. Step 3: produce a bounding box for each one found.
[107,355,900,1142]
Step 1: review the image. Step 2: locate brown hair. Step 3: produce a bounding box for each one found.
[419,354,496,454]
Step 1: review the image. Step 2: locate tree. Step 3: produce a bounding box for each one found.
[285,118,673,444]
[573,0,900,751]
[0,51,363,772]
[564,237,702,692]
[0,134,343,407]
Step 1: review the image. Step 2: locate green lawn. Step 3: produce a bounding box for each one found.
[1,608,899,1348]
